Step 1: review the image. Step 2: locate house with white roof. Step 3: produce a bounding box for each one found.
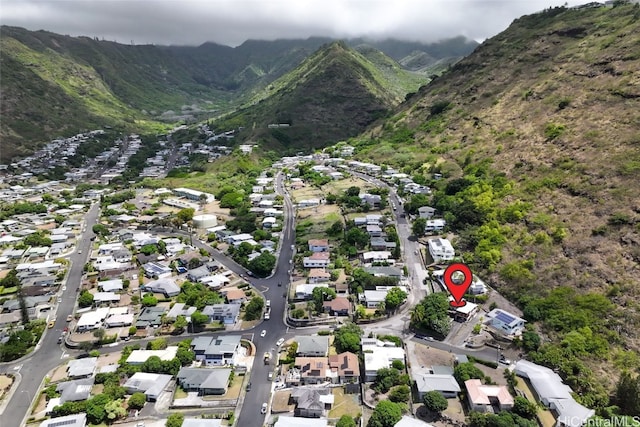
[126,346,179,364]
[76,308,110,332]
[124,372,173,401]
[427,238,455,263]
[359,290,388,308]
[485,308,526,336]
[362,337,406,381]
[514,360,595,426]
[425,219,446,234]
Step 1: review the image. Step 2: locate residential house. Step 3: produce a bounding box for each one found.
[359,290,388,309]
[303,252,330,268]
[39,414,87,427]
[187,265,211,282]
[136,306,166,328]
[56,377,95,403]
[262,217,276,228]
[177,367,232,395]
[295,283,325,300]
[308,239,329,252]
[514,360,595,427]
[67,358,98,379]
[167,302,197,320]
[308,268,331,284]
[328,351,359,383]
[369,237,397,251]
[124,372,173,401]
[126,347,179,364]
[92,292,121,305]
[425,219,446,234]
[76,308,109,332]
[362,338,406,381]
[202,304,241,324]
[142,262,173,279]
[294,357,331,384]
[142,277,180,297]
[322,297,351,316]
[366,224,383,237]
[363,266,402,279]
[296,336,329,357]
[190,335,242,366]
[362,251,392,263]
[485,309,526,336]
[220,287,247,305]
[415,372,461,399]
[98,279,124,292]
[360,193,381,208]
[298,199,321,208]
[427,238,455,263]
[418,206,436,219]
[291,387,334,417]
[465,379,514,412]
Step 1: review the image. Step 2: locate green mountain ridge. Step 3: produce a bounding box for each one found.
[0,27,477,161]
[349,3,640,405]
[213,41,424,153]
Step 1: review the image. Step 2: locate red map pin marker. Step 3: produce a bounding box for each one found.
[443,263,473,308]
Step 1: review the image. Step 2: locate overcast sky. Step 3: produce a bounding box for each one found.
[2,0,586,47]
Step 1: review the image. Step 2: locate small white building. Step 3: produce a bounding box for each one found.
[485,309,526,336]
[425,219,446,233]
[427,238,455,263]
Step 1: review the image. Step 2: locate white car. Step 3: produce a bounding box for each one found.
[276,338,285,347]
[260,330,267,337]
[62,286,67,291]
[261,402,268,414]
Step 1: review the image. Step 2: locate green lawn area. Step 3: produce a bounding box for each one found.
[174,385,188,399]
[328,387,362,418]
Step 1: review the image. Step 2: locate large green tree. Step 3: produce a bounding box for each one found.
[312,286,337,312]
[248,252,276,277]
[423,390,448,413]
[410,292,451,336]
[385,287,408,312]
[333,323,363,353]
[336,415,357,427]
[367,401,403,427]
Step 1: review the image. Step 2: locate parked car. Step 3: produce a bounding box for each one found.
[246,382,252,392]
[261,403,268,414]
[66,315,73,322]
[268,372,274,381]
[48,321,55,329]
[276,338,285,347]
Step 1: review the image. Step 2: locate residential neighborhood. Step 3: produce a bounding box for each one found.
[0,134,598,427]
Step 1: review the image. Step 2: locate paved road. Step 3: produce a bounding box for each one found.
[1,203,100,427]
[235,171,296,427]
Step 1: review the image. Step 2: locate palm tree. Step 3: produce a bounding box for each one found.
[410,304,426,327]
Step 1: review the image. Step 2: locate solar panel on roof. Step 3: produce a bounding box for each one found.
[49,419,78,427]
[495,311,516,324]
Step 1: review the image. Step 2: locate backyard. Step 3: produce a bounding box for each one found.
[328,387,362,419]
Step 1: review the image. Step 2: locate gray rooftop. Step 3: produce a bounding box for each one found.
[67,357,98,378]
[191,335,241,355]
[296,336,329,355]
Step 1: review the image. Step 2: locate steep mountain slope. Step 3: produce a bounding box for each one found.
[352,3,640,405]
[214,41,423,153]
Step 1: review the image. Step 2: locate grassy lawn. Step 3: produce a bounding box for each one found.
[328,387,362,419]
[174,385,188,399]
